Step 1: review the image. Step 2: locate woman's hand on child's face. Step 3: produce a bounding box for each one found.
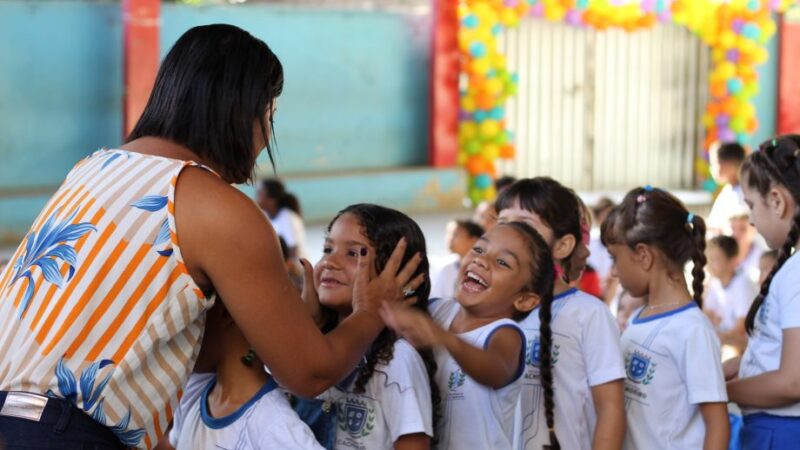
[300,259,324,326]
[352,238,422,316]
[380,303,444,348]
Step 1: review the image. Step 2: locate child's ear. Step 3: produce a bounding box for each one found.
[633,243,654,271]
[769,187,791,219]
[552,234,577,261]
[514,292,541,314]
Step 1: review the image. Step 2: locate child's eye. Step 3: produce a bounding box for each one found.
[347,249,360,258]
[497,259,510,268]
[322,247,332,254]
[472,246,485,254]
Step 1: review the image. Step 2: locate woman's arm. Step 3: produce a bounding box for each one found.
[590,380,626,450]
[394,433,431,450]
[699,402,730,450]
[177,168,420,397]
[381,305,523,388]
[727,328,800,408]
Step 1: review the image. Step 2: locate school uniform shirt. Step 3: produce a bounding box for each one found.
[739,252,800,417]
[169,373,323,450]
[430,258,460,300]
[707,183,746,235]
[705,270,757,332]
[429,298,526,450]
[316,339,433,450]
[621,303,728,450]
[514,288,626,450]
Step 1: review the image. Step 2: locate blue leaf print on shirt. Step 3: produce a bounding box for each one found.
[10,208,96,316]
[130,195,174,257]
[101,153,122,170]
[130,195,168,212]
[54,356,145,447]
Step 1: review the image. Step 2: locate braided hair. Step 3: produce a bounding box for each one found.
[740,135,800,335]
[497,222,558,449]
[324,204,441,437]
[600,187,707,307]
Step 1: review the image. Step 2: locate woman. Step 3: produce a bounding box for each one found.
[0,24,420,449]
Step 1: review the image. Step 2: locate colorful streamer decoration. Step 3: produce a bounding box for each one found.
[458,0,799,204]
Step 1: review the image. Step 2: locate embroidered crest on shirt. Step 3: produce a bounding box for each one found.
[626,350,656,385]
[337,397,375,438]
[525,338,560,369]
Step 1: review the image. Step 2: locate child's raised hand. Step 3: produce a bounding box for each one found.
[352,238,423,317]
[299,259,324,327]
[380,303,444,348]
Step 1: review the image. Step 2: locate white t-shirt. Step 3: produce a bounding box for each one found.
[588,230,614,281]
[705,270,757,332]
[267,208,305,257]
[430,259,460,300]
[707,184,746,235]
[169,374,323,450]
[739,252,800,416]
[317,339,433,450]
[430,298,526,450]
[740,240,766,285]
[621,303,727,450]
[514,288,626,450]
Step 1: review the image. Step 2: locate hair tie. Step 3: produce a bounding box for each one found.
[772,138,777,147]
[636,194,647,204]
[687,212,695,223]
[644,185,654,192]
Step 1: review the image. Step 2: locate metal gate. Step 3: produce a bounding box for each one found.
[498,20,709,191]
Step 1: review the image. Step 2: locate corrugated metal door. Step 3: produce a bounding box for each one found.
[498,20,709,190]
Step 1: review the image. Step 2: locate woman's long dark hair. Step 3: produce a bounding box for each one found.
[324,204,440,438]
[740,134,800,334]
[128,24,283,184]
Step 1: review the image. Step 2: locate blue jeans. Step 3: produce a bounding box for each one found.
[0,392,124,450]
[741,413,800,450]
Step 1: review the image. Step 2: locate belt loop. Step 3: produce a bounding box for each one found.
[54,399,73,434]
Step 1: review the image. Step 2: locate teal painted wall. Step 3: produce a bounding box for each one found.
[0,1,433,241]
[161,4,431,174]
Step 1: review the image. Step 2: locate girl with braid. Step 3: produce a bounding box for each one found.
[381,222,556,450]
[601,186,729,450]
[726,134,800,449]
[497,178,626,450]
[306,204,437,450]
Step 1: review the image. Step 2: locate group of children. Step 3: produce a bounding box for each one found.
[161,134,800,450]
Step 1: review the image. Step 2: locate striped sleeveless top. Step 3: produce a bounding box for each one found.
[0,149,216,449]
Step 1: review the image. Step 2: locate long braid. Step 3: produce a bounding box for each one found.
[745,209,800,334]
[538,290,559,450]
[742,135,800,334]
[689,214,707,307]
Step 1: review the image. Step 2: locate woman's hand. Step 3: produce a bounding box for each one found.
[352,238,423,317]
[300,258,324,327]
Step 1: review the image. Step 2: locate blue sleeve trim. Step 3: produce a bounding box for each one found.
[483,323,526,388]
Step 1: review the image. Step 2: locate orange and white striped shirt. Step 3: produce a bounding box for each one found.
[0,149,216,449]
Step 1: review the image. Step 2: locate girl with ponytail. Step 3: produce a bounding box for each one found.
[601,186,729,449]
[496,177,625,450]
[726,134,800,449]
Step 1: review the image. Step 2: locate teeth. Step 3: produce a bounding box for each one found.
[466,271,488,287]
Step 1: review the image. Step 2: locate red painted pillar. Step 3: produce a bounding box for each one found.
[429,0,460,167]
[123,0,160,138]
[778,9,800,134]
